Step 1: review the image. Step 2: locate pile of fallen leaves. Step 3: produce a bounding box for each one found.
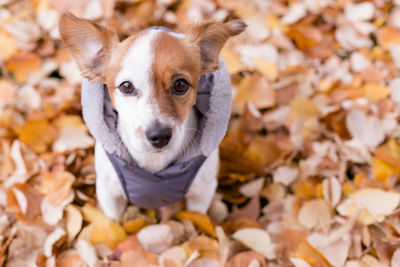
[3,0,400,266]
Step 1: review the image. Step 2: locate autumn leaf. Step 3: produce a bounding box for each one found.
[174,211,216,238]
[19,120,56,153]
[90,220,127,248]
[7,51,42,83]
[40,170,75,206]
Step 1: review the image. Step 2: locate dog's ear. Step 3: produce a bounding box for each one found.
[185,20,246,74]
[59,12,118,81]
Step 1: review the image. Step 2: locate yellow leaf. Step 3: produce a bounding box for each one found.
[294,181,315,199]
[144,209,158,223]
[287,98,319,125]
[362,83,390,102]
[253,58,278,81]
[7,51,42,83]
[374,138,400,169]
[220,47,246,74]
[174,211,216,237]
[372,157,398,182]
[181,235,219,259]
[90,220,127,248]
[53,115,88,133]
[342,182,355,197]
[19,120,56,153]
[81,203,108,223]
[123,218,149,234]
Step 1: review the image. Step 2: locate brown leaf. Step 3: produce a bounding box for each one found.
[228,196,260,221]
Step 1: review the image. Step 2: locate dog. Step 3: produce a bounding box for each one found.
[59,12,246,220]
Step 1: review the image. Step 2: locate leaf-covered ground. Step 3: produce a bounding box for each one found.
[2,0,400,266]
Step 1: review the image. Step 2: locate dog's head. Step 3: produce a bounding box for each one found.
[59,13,245,157]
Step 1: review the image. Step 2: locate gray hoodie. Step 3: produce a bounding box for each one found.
[80,28,232,209]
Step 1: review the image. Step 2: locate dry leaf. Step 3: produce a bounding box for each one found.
[226,251,267,267]
[7,51,42,83]
[344,2,375,22]
[322,176,342,207]
[137,224,173,254]
[44,227,65,257]
[234,74,276,111]
[41,171,75,206]
[19,120,56,153]
[392,248,400,267]
[307,233,351,267]
[0,30,18,62]
[56,253,87,267]
[75,239,98,267]
[346,111,385,149]
[123,217,149,234]
[53,126,94,152]
[232,228,275,260]
[174,211,216,237]
[81,203,108,223]
[298,199,332,230]
[65,205,83,243]
[41,192,74,225]
[337,188,400,225]
[239,177,264,198]
[90,220,127,248]
[273,165,299,186]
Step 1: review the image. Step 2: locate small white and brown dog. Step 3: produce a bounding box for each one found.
[59,13,246,220]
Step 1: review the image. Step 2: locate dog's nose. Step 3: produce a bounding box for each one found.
[145,126,172,148]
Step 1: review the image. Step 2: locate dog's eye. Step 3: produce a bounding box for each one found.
[172,79,190,95]
[119,81,137,95]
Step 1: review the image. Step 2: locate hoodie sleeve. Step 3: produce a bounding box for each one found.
[199,58,232,156]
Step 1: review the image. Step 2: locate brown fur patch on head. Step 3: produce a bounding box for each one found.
[152,31,201,123]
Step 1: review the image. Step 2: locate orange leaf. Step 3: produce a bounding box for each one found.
[7,51,42,83]
[378,26,400,50]
[19,120,56,153]
[234,74,276,110]
[40,171,75,206]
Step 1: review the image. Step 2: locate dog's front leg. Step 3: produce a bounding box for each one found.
[95,143,128,221]
[185,149,219,213]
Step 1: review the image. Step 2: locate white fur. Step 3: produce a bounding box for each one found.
[95,30,219,220]
[95,142,127,220]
